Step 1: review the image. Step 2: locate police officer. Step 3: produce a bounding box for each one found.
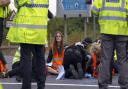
[6,0,49,89]
[92,0,128,89]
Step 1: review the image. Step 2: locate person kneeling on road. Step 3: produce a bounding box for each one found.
[63,37,92,79]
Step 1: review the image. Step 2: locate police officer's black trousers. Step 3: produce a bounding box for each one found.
[98,34,128,89]
[0,18,7,65]
[20,43,46,89]
[0,18,4,47]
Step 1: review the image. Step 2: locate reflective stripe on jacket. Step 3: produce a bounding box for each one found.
[7,0,48,44]
[92,0,128,35]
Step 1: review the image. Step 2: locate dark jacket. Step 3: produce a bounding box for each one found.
[63,42,87,72]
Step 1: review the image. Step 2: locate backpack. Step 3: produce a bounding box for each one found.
[0,0,10,7]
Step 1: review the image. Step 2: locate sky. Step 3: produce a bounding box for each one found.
[49,0,56,16]
[9,0,57,16]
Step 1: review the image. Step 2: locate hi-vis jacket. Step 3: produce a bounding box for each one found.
[47,47,64,70]
[92,0,128,35]
[0,7,9,18]
[6,0,48,44]
[12,47,20,64]
[52,49,64,70]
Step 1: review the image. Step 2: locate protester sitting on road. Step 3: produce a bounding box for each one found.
[90,40,101,78]
[47,31,65,80]
[1,47,41,82]
[90,40,119,79]
[63,37,92,79]
[9,47,22,81]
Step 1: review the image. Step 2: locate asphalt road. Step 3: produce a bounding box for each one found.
[0,56,120,89]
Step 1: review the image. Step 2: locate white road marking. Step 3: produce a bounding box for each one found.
[0,82,120,88]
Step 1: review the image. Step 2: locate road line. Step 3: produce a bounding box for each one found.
[0,82,120,88]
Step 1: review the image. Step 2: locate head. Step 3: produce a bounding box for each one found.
[53,31,63,45]
[53,31,64,55]
[82,37,92,48]
[90,42,101,56]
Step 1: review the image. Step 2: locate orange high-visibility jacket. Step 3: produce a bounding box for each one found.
[52,50,64,70]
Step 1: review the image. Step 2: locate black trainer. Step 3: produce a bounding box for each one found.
[77,63,84,79]
[69,64,79,79]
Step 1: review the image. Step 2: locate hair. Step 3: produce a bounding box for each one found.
[52,31,64,56]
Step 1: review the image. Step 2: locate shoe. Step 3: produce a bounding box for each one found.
[69,64,79,79]
[0,72,5,78]
[77,63,84,79]
[15,76,22,82]
[4,72,10,78]
[84,73,92,79]
[56,66,65,80]
[0,72,9,78]
[56,72,65,80]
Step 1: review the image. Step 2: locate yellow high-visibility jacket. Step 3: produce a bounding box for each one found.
[7,0,48,44]
[0,7,9,18]
[92,0,128,35]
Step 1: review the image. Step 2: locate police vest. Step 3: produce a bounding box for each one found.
[6,0,48,44]
[92,0,128,35]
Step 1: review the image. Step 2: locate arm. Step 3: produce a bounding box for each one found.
[47,48,53,63]
[91,0,102,15]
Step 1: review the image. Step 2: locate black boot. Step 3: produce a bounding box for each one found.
[0,72,9,78]
[15,76,22,82]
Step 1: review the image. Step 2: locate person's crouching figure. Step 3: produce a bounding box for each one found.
[63,37,92,79]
